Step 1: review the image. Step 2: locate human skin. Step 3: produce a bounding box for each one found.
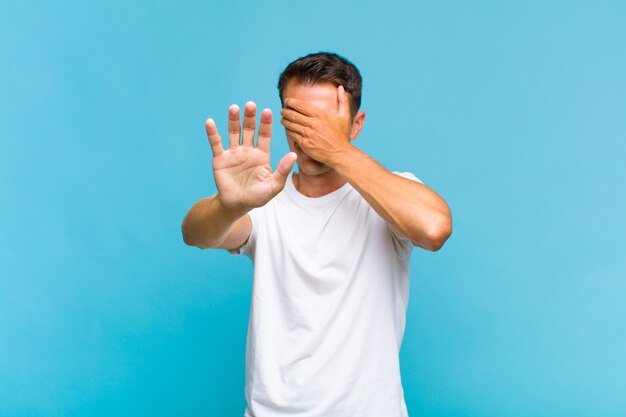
[181,82,452,251]
[280,81,452,250]
[181,102,296,250]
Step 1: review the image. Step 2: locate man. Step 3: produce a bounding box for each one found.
[182,52,452,417]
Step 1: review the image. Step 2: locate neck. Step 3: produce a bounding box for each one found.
[292,170,347,198]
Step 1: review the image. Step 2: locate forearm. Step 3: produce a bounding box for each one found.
[181,195,249,249]
[332,146,452,251]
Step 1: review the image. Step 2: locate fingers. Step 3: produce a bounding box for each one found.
[337,85,350,117]
[205,118,224,157]
[219,102,271,151]
[242,101,256,147]
[280,118,307,137]
[284,98,321,117]
[271,152,297,191]
[228,104,241,149]
[280,108,312,127]
[284,128,305,146]
[256,108,272,153]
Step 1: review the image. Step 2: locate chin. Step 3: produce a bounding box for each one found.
[297,158,330,176]
[294,150,329,176]
[298,164,331,176]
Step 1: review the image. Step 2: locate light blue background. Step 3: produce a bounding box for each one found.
[1,1,625,416]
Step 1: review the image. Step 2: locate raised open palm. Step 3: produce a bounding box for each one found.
[205,102,297,212]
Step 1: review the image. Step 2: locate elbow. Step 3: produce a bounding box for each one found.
[421,215,453,252]
[182,225,195,247]
[182,232,194,247]
[181,220,200,248]
[181,222,214,249]
[182,230,209,249]
[181,215,193,246]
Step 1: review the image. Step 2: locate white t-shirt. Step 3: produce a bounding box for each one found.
[231,171,423,417]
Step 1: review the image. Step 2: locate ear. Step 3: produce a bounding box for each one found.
[349,111,366,141]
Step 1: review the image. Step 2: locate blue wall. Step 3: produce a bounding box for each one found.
[1,1,625,416]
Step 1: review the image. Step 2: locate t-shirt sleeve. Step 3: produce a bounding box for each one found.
[388,171,425,249]
[393,171,424,185]
[226,208,258,258]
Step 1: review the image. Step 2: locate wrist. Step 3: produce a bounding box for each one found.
[214,194,250,219]
[330,145,371,177]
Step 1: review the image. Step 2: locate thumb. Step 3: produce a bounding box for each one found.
[271,152,297,191]
[338,85,349,117]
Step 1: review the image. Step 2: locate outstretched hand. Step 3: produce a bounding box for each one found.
[205,102,297,212]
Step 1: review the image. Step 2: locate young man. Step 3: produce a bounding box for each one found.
[182,52,452,417]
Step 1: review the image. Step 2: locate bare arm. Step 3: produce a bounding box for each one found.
[182,102,296,249]
[332,149,451,251]
[280,86,452,251]
[182,196,251,250]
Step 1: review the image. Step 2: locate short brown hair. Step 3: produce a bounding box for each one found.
[278,52,362,117]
